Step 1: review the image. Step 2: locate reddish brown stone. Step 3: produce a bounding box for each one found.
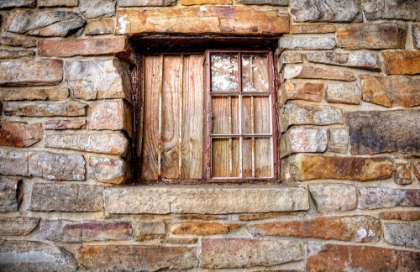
[307,244,420,271]
[119,0,176,6]
[0,121,43,147]
[0,177,22,212]
[88,100,132,136]
[4,101,87,117]
[395,163,412,185]
[291,23,335,34]
[178,215,228,221]
[239,212,298,221]
[379,211,420,221]
[85,18,115,35]
[171,223,240,235]
[251,216,381,242]
[0,217,39,236]
[0,87,68,101]
[415,162,420,179]
[382,50,420,75]
[0,37,37,48]
[0,49,35,59]
[282,81,324,103]
[116,6,289,35]
[44,120,86,130]
[337,22,407,49]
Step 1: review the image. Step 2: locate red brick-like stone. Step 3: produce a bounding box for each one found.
[116,6,289,35]
[281,81,324,103]
[0,121,43,147]
[379,211,420,221]
[88,100,132,136]
[382,50,420,75]
[251,216,381,242]
[0,217,39,236]
[307,244,420,271]
[395,163,412,185]
[0,177,22,212]
[171,223,240,235]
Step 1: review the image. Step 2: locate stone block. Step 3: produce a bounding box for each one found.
[286,154,393,181]
[309,184,357,212]
[40,220,132,242]
[413,24,420,49]
[0,240,77,271]
[0,0,35,8]
[337,23,407,49]
[306,51,380,71]
[44,120,86,130]
[237,0,288,4]
[45,132,128,155]
[0,149,30,176]
[415,162,420,180]
[239,212,298,221]
[65,58,132,102]
[38,0,78,7]
[171,223,240,236]
[85,18,115,35]
[278,51,303,71]
[88,100,132,136]
[0,121,43,147]
[290,0,358,22]
[382,50,420,75]
[347,110,420,155]
[280,127,327,157]
[361,75,420,107]
[361,0,420,21]
[358,187,420,210]
[79,0,115,19]
[279,36,336,50]
[104,186,310,214]
[30,183,103,212]
[119,0,176,6]
[307,243,420,271]
[280,102,343,132]
[379,211,420,221]
[328,128,349,153]
[0,217,39,236]
[4,101,87,117]
[326,82,361,105]
[0,37,36,48]
[78,245,198,271]
[133,221,166,240]
[0,58,63,86]
[291,23,336,34]
[201,238,302,269]
[116,6,289,35]
[384,222,420,249]
[281,81,324,103]
[182,0,231,4]
[89,156,131,184]
[29,152,85,181]
[0,177,21,212]
[251,215,381,242]
[5,10,85,37]
[0,49,34,59]
[283,65,356,81]
[0,87,68,101]
[395,163,412,185]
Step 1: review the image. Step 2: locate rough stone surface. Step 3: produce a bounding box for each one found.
[88,100,132,136]
[290,0,358,22]
[182,0,231,4]
[384,222,420,249]
[307,243,420,271]
[306,51,380,71]
[133,222,166,240]
[251,215,381,242]
[379,211,420,221]
[85,18,115,35]
[395,163,412,185]
[0,121,43,147]
[38,0,78,7]
[239,212,298,221]
[415,162,420,180]
[279,36,336,50]
[0,149,30,176]
[0,217,39,236]
[0,49,35,59]
[45,132,128,155]
[237,0,287,5]
[362,0,420,21]
[0,87,68,101]
[337,23,407,49]
[358,187,420,210]
[283,65,356,82]
[414,24,420,49]
[65,58,132,102]
[0,0,35,8]
[0,58,63,86]
[0,37,36,48]
[44,120,86,130]
[382,50,420,75]
[79,0,115,19]
[0,240,77,271]
[291,23,336,34]
[0,177,21,212]
[280,127,327,157]
[39,37,129,57]
[280,102,343,132]
[5,10,85,37]
[89,156,131,184]
[278,52,303,70]
[105,186,310,214]
[326,82,361,105]
[328,128,349,153]
[309,184,357,212]
[119,0,176,6]
[281,81,324,103]
[29,152,85,181]
[116,7,289,35]
[287,154,393,181]
[171,223,240,235]
[347,110,420,155]
[201,238,303,269]
[30,183,103,212]
[4,101,87,117]
[40,220,132,242]
[78,245,198,271]
[361,75,420,107]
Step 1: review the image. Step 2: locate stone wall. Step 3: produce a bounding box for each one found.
[0,0,419,271]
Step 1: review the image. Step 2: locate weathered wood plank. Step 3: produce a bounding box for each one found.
[255,138,272,177]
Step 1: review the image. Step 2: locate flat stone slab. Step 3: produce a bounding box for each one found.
[104,186,309,214]
[0,217,39,236]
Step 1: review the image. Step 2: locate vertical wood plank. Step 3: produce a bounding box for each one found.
[255,138,272,177]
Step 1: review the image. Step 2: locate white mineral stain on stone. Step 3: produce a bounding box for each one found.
[200,6,207,12]
[357,227,367,239]
[118,14,128,34]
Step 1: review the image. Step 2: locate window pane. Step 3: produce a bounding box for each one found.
[255,138,272,177]
[242,54,269,93]
[211,96,239,135]
[242,96,271,134]
[211,54,239,92]
[212,138,240,178]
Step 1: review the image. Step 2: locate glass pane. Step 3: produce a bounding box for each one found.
[211,54,239,92]
[242,54,269,93]
[212,138,240,178]
[242,96,271,134]
[211,96,239,135]
[255,138,272,178]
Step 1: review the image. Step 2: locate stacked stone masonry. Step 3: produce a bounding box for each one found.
[0,0,419,271]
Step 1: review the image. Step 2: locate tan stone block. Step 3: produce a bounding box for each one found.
[0,121,43,147]
[89,156,132,184]
[328,128,349,153]
[119,0,176,6]
[279,36,336,50]
[0,49,34,59]
[0,87,68,101]
[415,162,420,180]
[171,223,240,235]
[182,0,231,5]
[309,184,356,212]
[133,221,166,240]
[326,82,361,105]
[283,65,356,81]
[384,222,420,249]
[84,18,115,36]
[239,212,298,221]
[88,100,132,136]
[291,23,336,34]
[4,101,87,117]
[305,51,380,71]
[282,81,324,103]
[0,37,37,48]
[379,211,420,221]
[0,177,22,212]
[0,149,30,176]
[0,217,39,236]
[413,24,420,49]
[38,0,78,7]
[382,50,420,75]
[358,187,420,210]
[44,120,86,130]
[116,6,289,35]
[278,52,303,71]
[290,0,358,22]
[280,127,327,157]
[395,163,412,185]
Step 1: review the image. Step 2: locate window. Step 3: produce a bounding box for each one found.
[133,37,278,183]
